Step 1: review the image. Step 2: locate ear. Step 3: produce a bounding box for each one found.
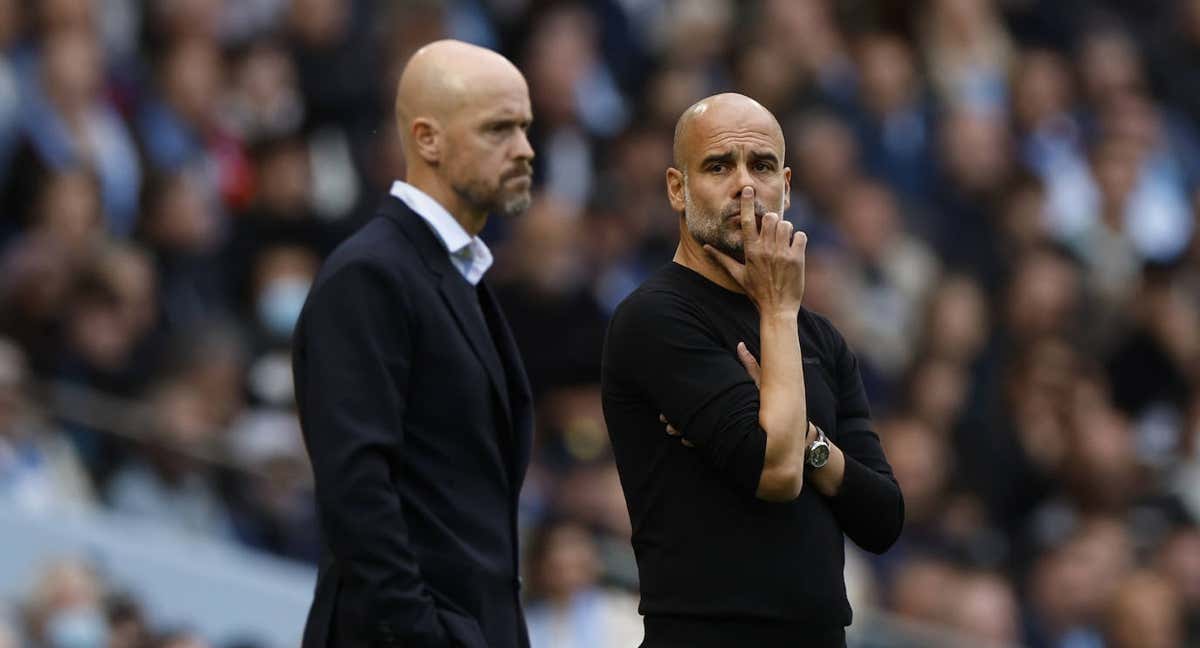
[782,166,792,211]
[666,167,686,213]
[410,117,442,165]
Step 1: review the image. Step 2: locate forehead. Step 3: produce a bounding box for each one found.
[685,105,783,162]
[461,74,532,121]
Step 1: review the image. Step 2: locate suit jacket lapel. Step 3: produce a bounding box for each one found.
[386,198,515,436]
[436,272,514,432]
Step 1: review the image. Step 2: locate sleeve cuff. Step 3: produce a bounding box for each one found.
[830,454,878,506]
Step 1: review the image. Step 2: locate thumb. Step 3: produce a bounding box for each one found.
[737,341,761,388]
[704,244,745,284]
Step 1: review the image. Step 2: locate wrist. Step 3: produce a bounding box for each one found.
[759,308,799,324]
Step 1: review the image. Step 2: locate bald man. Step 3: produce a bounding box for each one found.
[601,94,904,647]
[294,41,535,648]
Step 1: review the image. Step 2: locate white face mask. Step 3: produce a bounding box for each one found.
[257,276,312,340]
[45,606,108,648]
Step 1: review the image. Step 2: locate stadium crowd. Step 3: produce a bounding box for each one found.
[1,0,1199,646]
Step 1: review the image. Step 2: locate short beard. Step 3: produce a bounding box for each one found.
[498,190,532,218]
[683,178,746,262]
[452,179,533,219]
[682,176,784,264]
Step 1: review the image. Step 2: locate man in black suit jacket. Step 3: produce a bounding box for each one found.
[293,40,536,648]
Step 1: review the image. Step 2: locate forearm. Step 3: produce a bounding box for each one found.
[757,311,807,489]
[828,452,905,554]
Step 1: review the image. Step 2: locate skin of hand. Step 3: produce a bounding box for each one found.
[704,186,806,316]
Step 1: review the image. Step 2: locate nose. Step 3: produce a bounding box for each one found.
[732,165,755,198]
[513,129,534,161]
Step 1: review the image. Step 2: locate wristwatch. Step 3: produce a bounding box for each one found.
[806,423,830,469]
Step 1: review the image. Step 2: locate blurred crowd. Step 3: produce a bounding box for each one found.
[1,0,1200,647]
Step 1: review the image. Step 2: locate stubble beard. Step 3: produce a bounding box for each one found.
[452,177,533,219]
[683,180,745,263]
[683,178,786,264]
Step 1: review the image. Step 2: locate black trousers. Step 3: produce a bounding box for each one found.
[641,615,847,648]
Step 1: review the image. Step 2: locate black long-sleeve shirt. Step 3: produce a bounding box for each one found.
[601,262,903,643]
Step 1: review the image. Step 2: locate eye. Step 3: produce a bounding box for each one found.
[754,161,774,172]
[708,163,726,173]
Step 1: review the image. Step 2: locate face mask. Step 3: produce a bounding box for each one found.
[257,277,311,339]
[45,606,108,648]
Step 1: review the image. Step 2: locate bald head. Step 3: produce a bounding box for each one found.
[396,39,527,153]
[672,93,785,170]
[393,40,534,225]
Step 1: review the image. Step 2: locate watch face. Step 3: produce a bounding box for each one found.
[809,444,830,468]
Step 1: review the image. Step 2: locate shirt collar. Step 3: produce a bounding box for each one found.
[389,180,475,255]
[389,181,493,285]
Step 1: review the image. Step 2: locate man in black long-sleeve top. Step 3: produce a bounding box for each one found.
[601,93,904,648]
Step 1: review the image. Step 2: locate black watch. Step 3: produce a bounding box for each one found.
[805,424,830,469]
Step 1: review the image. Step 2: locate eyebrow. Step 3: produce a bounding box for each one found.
[750,150,780,166]
[699,150,781,167]
[700,152,735,167]
[482,116,532,129]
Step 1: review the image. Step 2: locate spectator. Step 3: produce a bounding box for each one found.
[21,559,110,648]
[946,570,1021,645]
[4,27,141,235]
[105,382,235,539]
[136,36,252,210]
[225,409,317,561]
[919,0,1014,113]
[0,0,22,190]
[523,520,642,648]
[785,110,861,228]
[0,337,94,513]
[1105,570,1184,648]
[1152,525,1200,645]
[846,32,936,204]
[831,178,939,385]
[137,170,230,327]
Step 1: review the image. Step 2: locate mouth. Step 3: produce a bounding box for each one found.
[505,174,533,188]
[724,210,766,226]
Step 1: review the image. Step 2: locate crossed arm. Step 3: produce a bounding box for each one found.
[661,342,847,497]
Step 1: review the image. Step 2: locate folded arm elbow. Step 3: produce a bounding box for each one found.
[756,459,804,502]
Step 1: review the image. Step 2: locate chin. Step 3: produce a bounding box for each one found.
[498,192,533,218]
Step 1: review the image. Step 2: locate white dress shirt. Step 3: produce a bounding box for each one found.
[390,180,494,285]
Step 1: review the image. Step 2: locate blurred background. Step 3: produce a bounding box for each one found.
[1,0,1199,647]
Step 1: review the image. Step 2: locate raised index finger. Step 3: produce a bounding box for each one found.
[740,186,757,241]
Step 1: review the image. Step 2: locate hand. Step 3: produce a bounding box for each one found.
[735,342,822,460]
[736,341,761,388]
[660,413,694,447]
[705,186,806,315]
[660,342,764,447]
[806,421,820,447]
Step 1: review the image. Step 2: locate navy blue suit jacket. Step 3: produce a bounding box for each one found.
[294,196,533,648]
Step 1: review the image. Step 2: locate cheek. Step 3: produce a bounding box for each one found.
[763,181,787,212]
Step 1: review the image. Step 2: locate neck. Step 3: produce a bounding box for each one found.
[404,166,489,237]
[672,219,745,294]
